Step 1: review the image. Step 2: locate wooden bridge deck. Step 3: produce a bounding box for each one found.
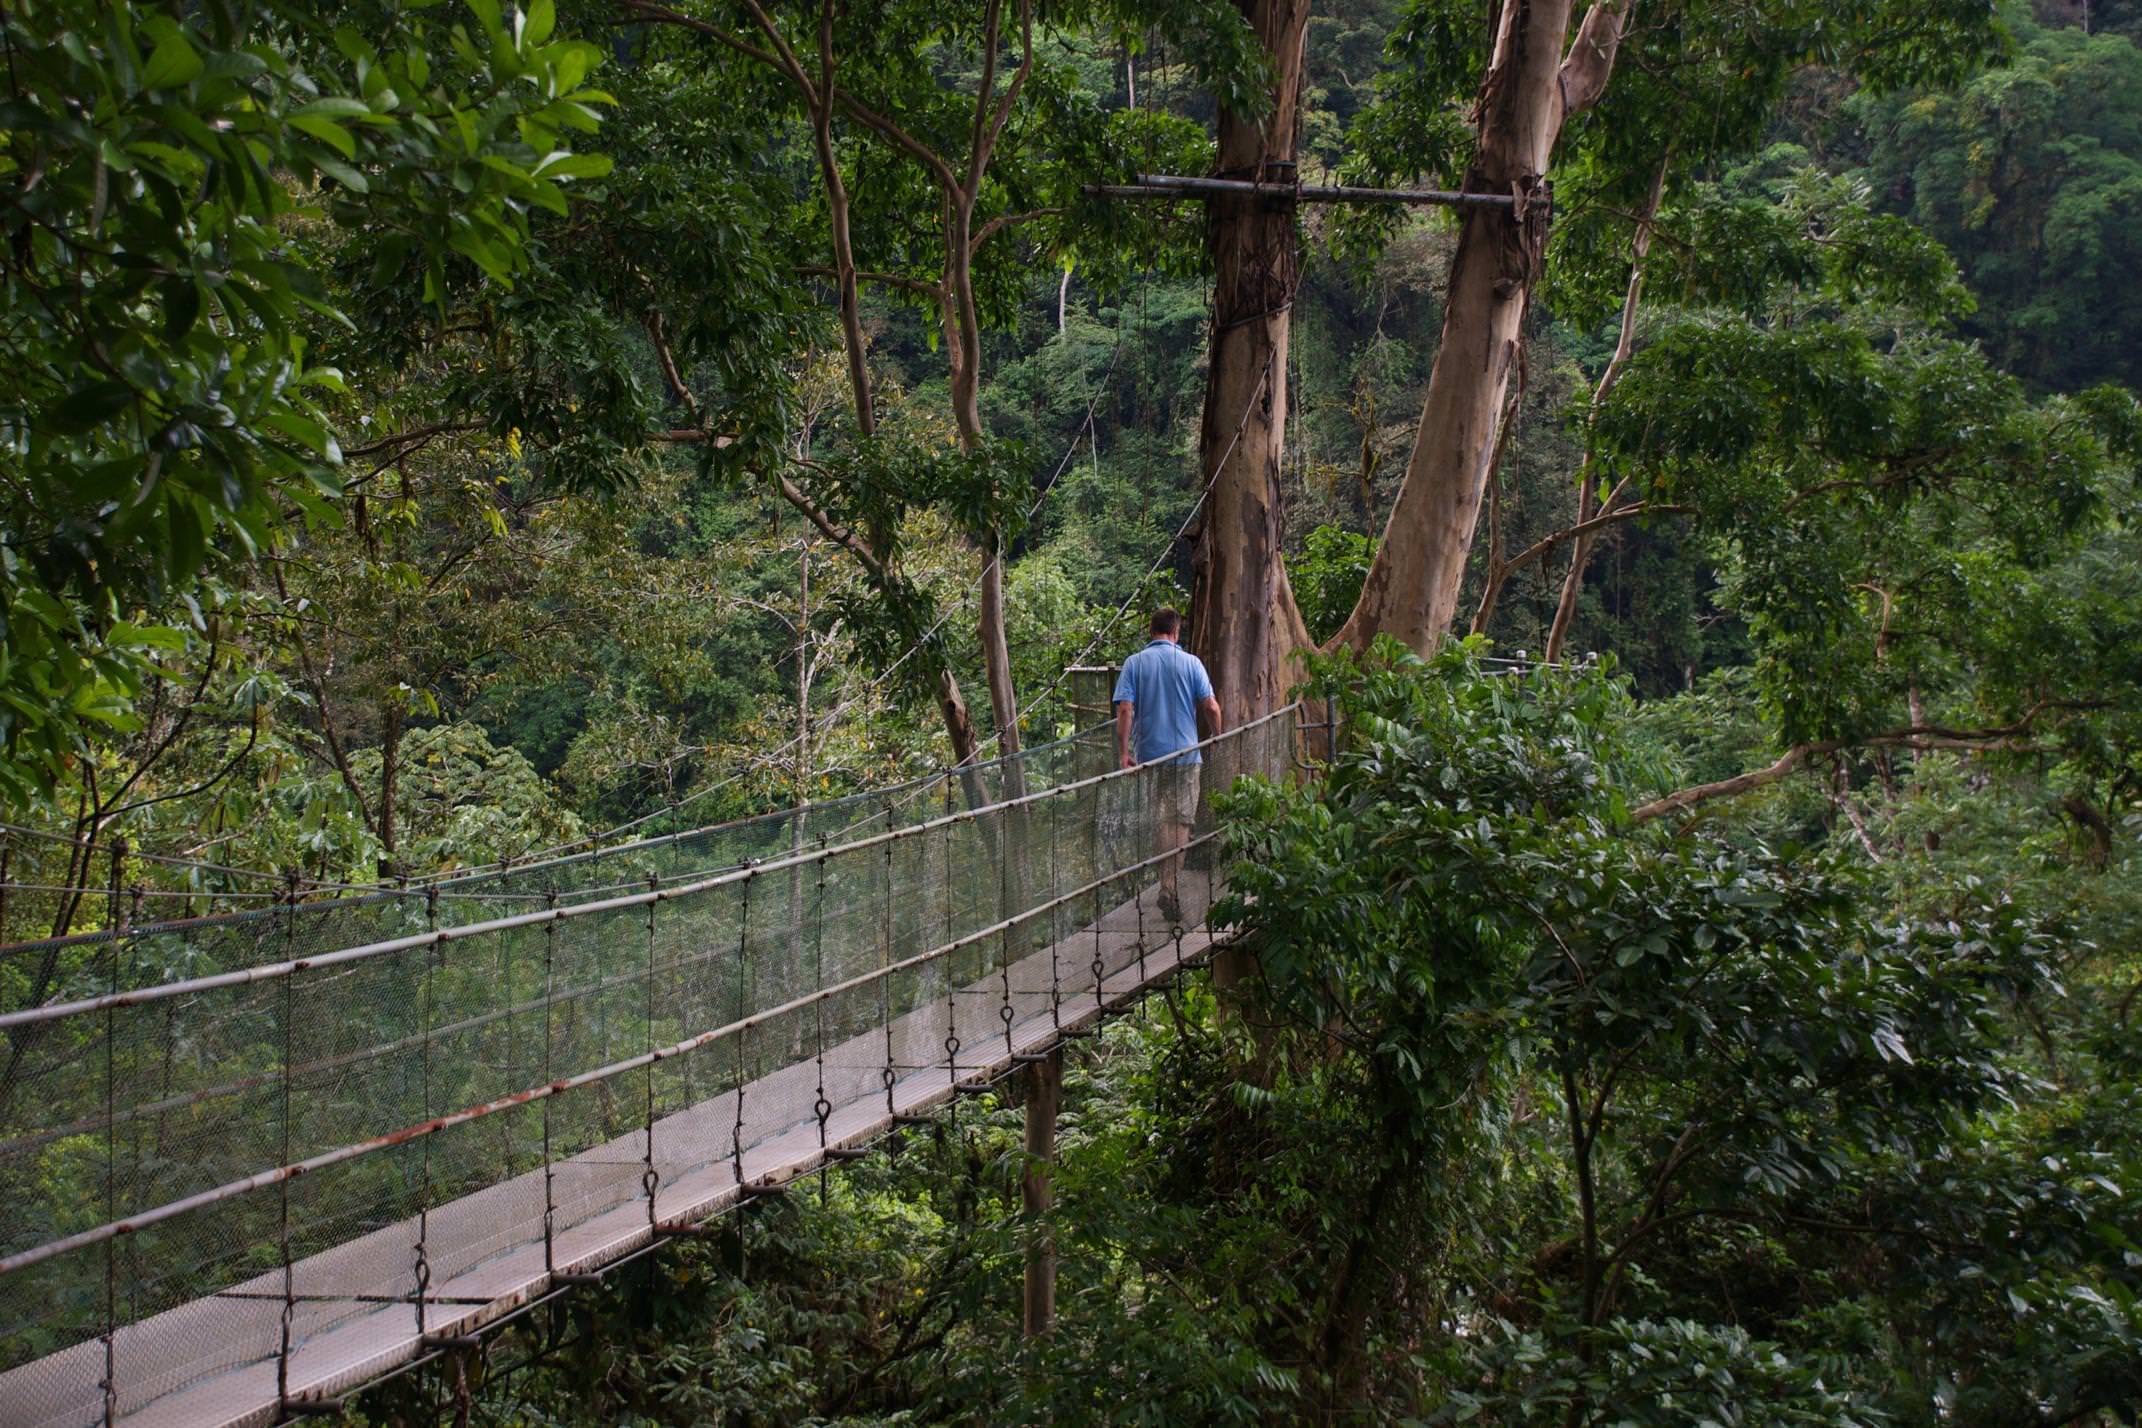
[0,876,1214,1428]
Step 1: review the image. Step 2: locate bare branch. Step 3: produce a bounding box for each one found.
[1500,501,1692,580]
[967,0,1007,195]
[343,421,481,460]
[969,206,1060,254]
[1630,706,2070,825]
[776,473,887,581]
[645,309,700,415]
[838,92,959,190]
[614,0,786,74]
[798,264,946,300]
[970,0,1034,191]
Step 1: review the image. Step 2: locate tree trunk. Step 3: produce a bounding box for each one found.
[1334,0,1625,656]
[1188,0,1314,727]
[945,215,1025,772]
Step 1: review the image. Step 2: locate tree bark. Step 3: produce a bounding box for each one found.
[1189,0,1315,729]
[1333,0,1626,656]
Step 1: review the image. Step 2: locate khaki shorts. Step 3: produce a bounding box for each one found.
[1154,762,1201,828]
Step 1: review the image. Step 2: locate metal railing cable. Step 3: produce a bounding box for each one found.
[0,715,1272,1032]
[0,706,1296,1428]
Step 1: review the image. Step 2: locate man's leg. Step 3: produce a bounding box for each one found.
[1157,765,1197,924]
[1158,814,1187,905]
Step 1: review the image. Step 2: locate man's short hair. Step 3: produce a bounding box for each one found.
[1149,607,1181,638]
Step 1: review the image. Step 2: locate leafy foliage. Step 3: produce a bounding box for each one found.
[0,0,610,807]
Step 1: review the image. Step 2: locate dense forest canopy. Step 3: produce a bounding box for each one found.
[3,0,2141,1422]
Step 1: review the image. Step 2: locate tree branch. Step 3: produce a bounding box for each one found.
[343,421,481,460]
[1630,706,2070,825]
[615,0,787,72]
[798,264,946,299]
[837,91,958,190]
[776,473,887,581]
[968,206,1060,254]
[645,308,700,414]
[269,560,372,830]
[969,0,1033,192]
[1500,500,1691,580]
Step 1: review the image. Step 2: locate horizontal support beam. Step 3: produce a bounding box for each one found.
[1090,173,1513,210]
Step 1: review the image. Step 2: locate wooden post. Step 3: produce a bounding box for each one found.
[1021,1046,1062,1337]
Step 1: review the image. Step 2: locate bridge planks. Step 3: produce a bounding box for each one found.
[1,876,1214,1428]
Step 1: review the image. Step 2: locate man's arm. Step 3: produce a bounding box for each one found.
[1199,695,1222,741]
[1116,700,1136,769]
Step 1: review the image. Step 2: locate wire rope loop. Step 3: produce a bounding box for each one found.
[880,1066,897,1092]
[813,1095,832,1125]
[999,1001,1015,1027]
[642,1166,661,1201]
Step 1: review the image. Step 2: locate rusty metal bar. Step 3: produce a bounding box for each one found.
[1090,172,1514,210]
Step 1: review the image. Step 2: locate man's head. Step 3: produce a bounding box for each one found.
[1149,608,1181,641]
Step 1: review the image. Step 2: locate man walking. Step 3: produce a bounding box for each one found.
[1113,608,1222,927]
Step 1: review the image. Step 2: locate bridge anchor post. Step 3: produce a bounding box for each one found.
[1021,1046,1062,1337]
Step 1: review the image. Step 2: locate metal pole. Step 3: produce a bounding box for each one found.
[1087,173,1518,211]
[731,877,751,1191]
[811,843,830,1205]
[100,840,125,1427]
[540,891,558,1276]
[880,831,897,1117]
[642,874,660,1231]
[415,886,438,1342]
[275,870,298,1415]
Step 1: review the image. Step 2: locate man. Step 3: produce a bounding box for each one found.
[1113,608,1222,927]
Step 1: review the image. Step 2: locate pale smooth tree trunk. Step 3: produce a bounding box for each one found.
[1333,0,1627,656]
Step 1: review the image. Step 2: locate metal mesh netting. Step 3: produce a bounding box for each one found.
[0,722,1120,1003]
[0,709,1296,1428]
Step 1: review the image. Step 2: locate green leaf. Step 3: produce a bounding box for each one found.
[48,382,137,435]
[293,97,374,119]
[141,29,204,91]
[290,114,356,159]
[161,277,202,342]
[313,155,370,193]
[108,620,187,651]
[532,151,611,180]
[523,0,556,48]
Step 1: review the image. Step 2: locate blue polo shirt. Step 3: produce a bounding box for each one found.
[1113,639,1214,765]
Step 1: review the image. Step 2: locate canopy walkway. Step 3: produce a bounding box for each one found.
[0,709,1298,1428]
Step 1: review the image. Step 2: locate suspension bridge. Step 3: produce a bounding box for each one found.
[0,708,1298,1428]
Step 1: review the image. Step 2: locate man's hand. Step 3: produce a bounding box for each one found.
[1121,750,1137,770]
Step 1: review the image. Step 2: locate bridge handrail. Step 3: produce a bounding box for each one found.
[0,707,1295,1033]
[0,828,1224,1279]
